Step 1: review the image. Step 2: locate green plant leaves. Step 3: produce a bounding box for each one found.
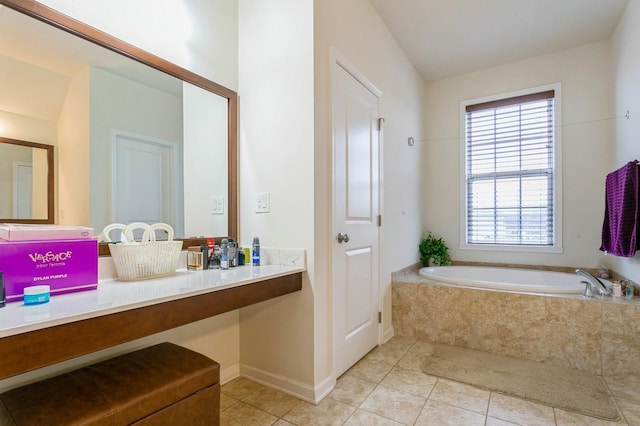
[418,231,451,266]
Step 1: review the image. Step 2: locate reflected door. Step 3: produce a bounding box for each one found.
[112,131,178,237]
[13,161,32,218]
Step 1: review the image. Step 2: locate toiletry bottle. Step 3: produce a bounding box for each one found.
[200,244,209,270]
[613,280,622,297]
[228,238,237,268]
[252,237,260,266]
[210,245,221,269]
[626,283,634,299]
[207,237,215,262]
[187,246,203,271]
[220,239,229,270]
[237,246,245,266]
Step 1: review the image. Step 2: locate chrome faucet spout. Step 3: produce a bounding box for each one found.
[575,269,610,296]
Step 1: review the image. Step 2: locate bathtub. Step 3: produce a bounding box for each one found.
[419,265,606,294]
[393,266,639,376]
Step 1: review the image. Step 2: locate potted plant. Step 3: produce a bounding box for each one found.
[419,231,451,266]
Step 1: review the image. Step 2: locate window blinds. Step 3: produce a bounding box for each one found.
[465,90,555,246]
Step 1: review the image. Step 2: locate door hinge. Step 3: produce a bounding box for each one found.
[377,117,385,131]
[377,215,382,227]
[378,312,382,324]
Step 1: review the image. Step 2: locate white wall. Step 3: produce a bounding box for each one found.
[237,0,425,402]
[0,0,241,393]
[57,68,90,226]
[183,83,229,237]
[31,147,49,218]
[0,110,56,144]
[35,0,238,91]
[314,1,426,353]
[89,67,183,232]
[423,41,613,269]
[237,0,316,400]
[314,0,427,388]
[611,0,640,283]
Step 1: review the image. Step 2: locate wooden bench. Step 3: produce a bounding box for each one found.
[0,342,220,425]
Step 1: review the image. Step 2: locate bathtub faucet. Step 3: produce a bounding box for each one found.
[575,269,610,296]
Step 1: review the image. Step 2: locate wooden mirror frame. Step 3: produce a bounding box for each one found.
[0,136,54,224]
[0,0,238,252]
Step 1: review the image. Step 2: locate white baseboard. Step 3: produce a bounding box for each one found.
[312,374,335,403]
[220,363,241,385]
[240,363,335,404]
[382,326,394,344]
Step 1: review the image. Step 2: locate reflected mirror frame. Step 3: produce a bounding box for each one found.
[0,136,54,224]
[0,0,239,248]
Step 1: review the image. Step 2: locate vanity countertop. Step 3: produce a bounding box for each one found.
[0,264,305,339]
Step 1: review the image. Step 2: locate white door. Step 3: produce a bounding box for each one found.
[332,56,381,378]
[112,131,178,239]
[13,162,32,219]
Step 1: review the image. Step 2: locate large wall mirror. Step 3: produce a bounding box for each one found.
[0,0,238,244]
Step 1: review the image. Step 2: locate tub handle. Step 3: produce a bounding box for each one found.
[581,281,595,298]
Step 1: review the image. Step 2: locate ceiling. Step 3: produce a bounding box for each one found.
[368,0,629,82]
[0,6,181,122]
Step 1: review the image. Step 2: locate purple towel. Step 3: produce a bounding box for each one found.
[600,161,639,257]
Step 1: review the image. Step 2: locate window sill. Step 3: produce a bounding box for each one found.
[458,243,563,254]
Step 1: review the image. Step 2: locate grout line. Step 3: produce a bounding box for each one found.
[227,336,636,425]
[601,376,628,425]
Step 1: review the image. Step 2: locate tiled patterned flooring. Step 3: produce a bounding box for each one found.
[220,336,640,425]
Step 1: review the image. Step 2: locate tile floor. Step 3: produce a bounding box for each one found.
[220,336,640,425]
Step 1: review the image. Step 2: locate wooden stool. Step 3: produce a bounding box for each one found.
[0,342,220,425]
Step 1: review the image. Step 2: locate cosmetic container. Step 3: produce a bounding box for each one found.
[200,244,209,270]
[237,247,245,266]
[612,281,622,297]
[228,238,237,268]
[252,237,260,266]
[626,283,634,299]
[207,237,215,259]
[24,285,50,305]
[187,246,203,271]
[220,239,229,270]
[209,245,221,269]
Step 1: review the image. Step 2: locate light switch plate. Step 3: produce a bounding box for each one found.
[211,195,224,215]
[256,192,270,213]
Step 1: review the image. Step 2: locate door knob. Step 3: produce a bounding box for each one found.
[337,233,350,243]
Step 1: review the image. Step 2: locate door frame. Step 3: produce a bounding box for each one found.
[109,128,183,233]
[330,48,384,378]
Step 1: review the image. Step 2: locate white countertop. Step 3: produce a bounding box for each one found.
[0,264,305,339]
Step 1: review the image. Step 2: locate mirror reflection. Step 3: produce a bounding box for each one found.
[0,4,230,237]
[0,137,53,222]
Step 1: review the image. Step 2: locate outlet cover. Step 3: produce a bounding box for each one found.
[211,195,224,214]
[256,192,270,213]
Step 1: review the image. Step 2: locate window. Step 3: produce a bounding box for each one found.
[463,89,558,249]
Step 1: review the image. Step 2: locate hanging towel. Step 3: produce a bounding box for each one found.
[600,161,640,257]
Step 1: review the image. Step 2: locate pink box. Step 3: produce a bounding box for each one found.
[0,224,94,242]
[0,239,98,303]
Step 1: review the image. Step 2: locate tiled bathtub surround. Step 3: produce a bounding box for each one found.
[392,269,640,377]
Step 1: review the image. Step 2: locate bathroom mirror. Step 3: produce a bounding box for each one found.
[0,0,238,243]
[0,136,54,223]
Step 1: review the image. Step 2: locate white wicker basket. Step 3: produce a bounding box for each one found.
[107,223,183,281]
